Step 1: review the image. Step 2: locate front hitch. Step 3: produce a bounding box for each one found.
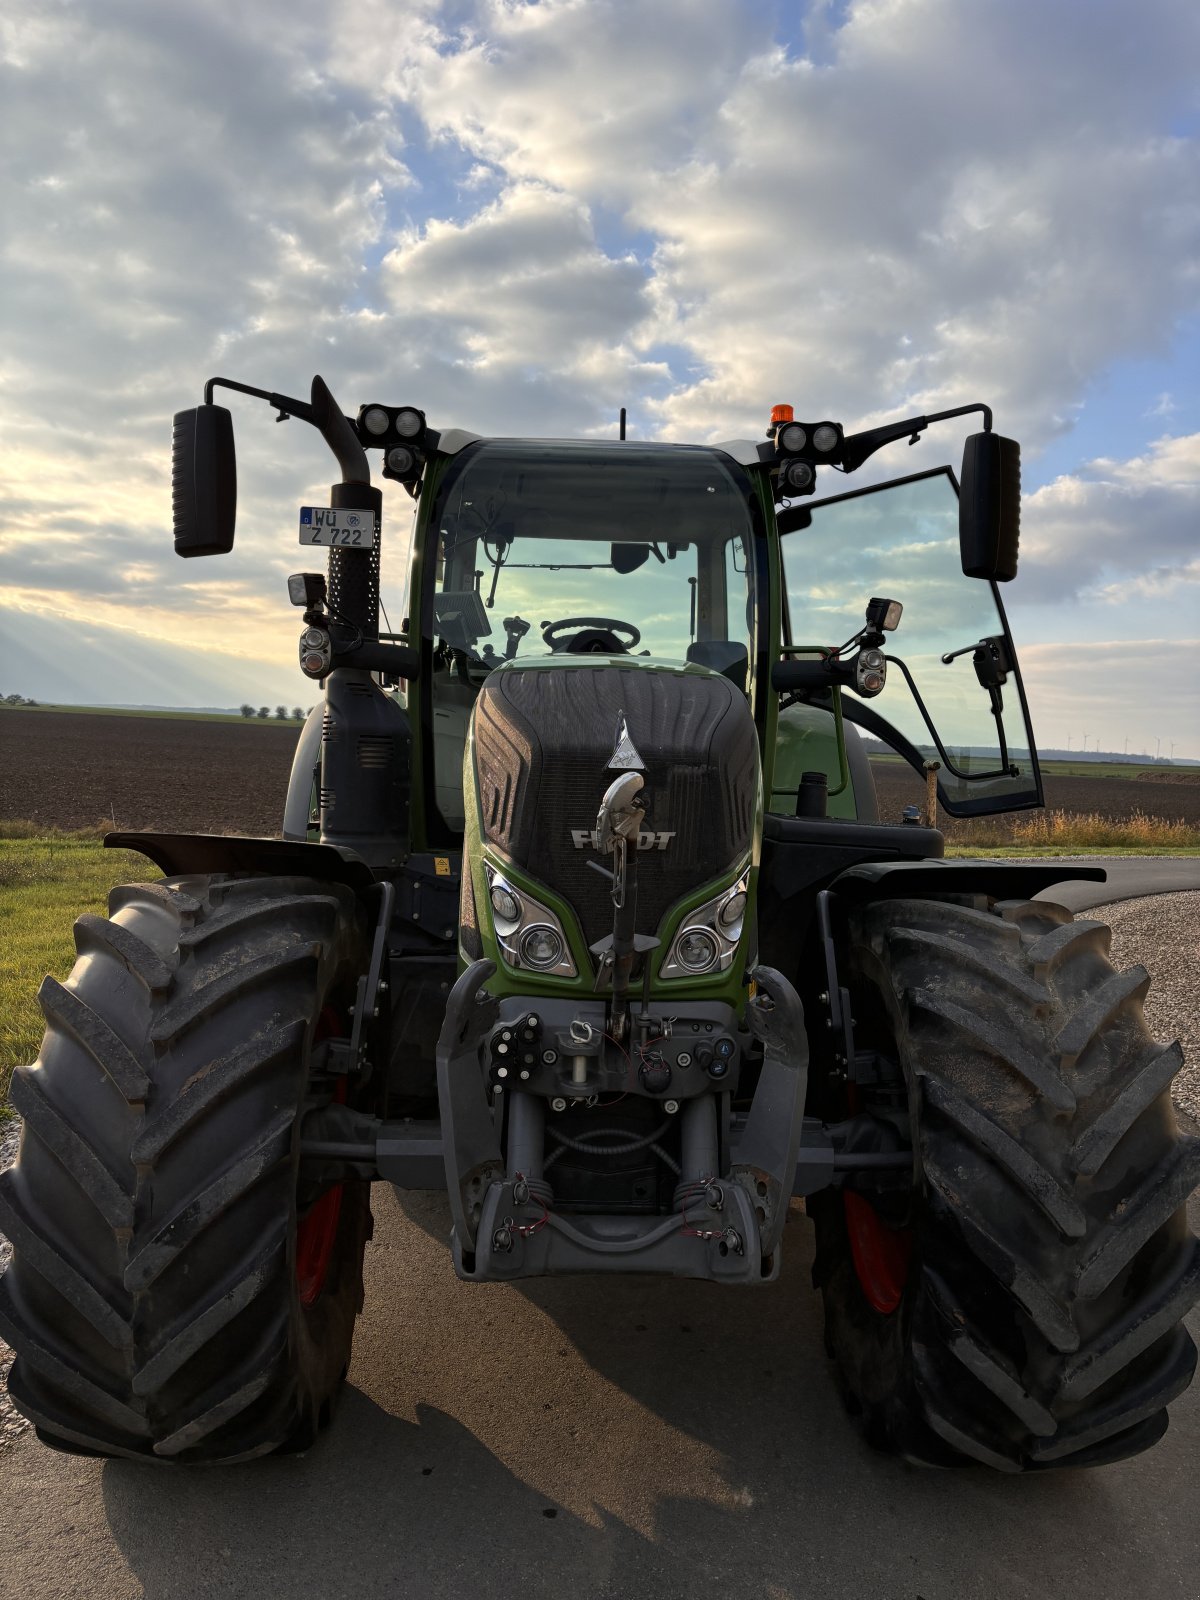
[729,965,809,1257]
[435,959,502,1252]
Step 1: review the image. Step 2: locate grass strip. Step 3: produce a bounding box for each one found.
[944,810,1200,851]
[0,839,149,1112]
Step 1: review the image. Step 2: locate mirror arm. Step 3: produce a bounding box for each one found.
[204,375,314,421]
[839,401,993,474]
[202,374,371,485]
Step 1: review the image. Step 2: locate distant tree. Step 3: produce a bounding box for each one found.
[257,706,270,719]
[274,705,288,720]
[24,698,38,706]
[240,703,255,718]
[4,693,23,705]
[291,707,304,721]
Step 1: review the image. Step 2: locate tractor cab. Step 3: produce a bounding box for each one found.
[411,422,1042,854]
[416,437,768,836]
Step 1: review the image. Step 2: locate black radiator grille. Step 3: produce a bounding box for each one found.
[472,666,758,948]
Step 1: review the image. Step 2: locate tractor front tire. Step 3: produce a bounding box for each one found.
[0,874,371,1463]
[814,894,1200,1471]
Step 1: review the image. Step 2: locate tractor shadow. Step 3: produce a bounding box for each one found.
[99,1185,1200,1600]
[102,1396,654,1600]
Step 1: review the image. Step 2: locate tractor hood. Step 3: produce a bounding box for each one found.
[469,659,759,956]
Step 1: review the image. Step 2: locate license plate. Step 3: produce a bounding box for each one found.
[298,506,378,546]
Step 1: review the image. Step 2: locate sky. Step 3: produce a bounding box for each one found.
[1,0,1197,757]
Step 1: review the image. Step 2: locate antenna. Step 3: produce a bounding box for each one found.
[619,407,627,441]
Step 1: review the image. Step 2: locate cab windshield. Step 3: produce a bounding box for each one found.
[423,440,763,830]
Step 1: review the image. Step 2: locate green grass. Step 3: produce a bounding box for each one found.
[1,703,303,725]
[944,810,1200,851]
[0,838,149,1113]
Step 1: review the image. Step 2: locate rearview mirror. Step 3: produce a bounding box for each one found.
[172,403,236,557]
[611,542,650,574]
[959,432,1020,582]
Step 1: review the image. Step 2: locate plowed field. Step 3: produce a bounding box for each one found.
[2,708,1196,836]
[871,761,1200,828]
[1,710,300,835]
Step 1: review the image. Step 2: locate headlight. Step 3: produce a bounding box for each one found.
[362,406,390,436]
[781,459,813,492]
[491,885,521,925]
[718,890,747,930]
[778,422,807,453]
[660,866,751,980]
[675,928,720,973]
[483,864,576,977]
[812,424,840,452]
[387,445,416,475]
[394,407,423,438]
[519,924,565,970]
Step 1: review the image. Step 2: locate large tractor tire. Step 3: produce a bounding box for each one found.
[0,874,371,1463]
[813,894,1200,1471]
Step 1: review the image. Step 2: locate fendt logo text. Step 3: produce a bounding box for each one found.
[570,829,675,851]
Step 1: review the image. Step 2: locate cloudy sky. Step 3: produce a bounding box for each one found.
[1,0,1197,756]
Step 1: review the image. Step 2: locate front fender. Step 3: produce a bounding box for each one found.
[104,831,376,888]
[828,857,1106,903]
[282,701,323,841]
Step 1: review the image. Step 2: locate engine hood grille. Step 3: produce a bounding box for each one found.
[471,664,758,949]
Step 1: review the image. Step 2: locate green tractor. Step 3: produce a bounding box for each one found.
[2,376,1196,1471]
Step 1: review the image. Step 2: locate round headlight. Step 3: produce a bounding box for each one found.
[778,422,807,453]
[394,408,423,438]
[362,406,390,436]
[783,459,814,491]
[676,927,720,972]
[490,885,521,923]
[387,445,416,475]
[519,924,565,970]
[812,424,839,453]
[718,890,747,930]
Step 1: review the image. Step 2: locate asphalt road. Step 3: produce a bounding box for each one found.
[1032,856,1200,911]
[2,1184,1198,1600]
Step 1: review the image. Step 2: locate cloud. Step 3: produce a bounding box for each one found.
[380,182,650,371]
[1019,432,1200,603]
[0,0,1198,743]
[1017,638,1200,753]
[363,0,1200,448]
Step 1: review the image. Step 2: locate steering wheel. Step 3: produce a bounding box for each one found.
[542,616,642,654]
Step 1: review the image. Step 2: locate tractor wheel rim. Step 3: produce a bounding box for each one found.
[296,1185,344,1306]
[844,1190,912,1314]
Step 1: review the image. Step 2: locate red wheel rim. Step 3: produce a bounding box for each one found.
[296,1007,346,1307]
[844,1191,912,1314]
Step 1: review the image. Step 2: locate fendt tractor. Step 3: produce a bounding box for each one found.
[2,376,1197,1473]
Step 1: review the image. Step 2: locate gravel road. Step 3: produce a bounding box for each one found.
[1091,891,1198,1122]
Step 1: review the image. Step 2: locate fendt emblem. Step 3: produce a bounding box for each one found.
[571,828,675,851]
[608,711,645,772]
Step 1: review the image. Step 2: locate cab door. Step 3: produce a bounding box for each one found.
[777,466,1043,817]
